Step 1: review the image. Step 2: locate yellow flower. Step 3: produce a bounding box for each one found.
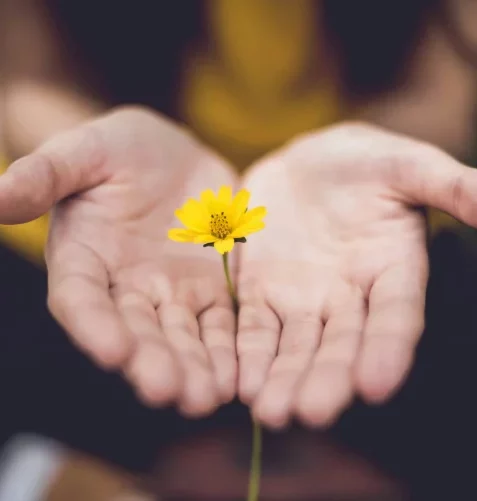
[168,186,266,254]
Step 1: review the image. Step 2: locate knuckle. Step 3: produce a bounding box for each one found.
[47,275,90,319]
[94,344,128,371]
[270,355,306,375]
[238,304,279,330]
[42,123,106,173]
[199,305,234,331]
[47,283,69,318]
[7,154,58,211]
[112,288,145,309]
[284,309,320,327]
[160,304,199,335]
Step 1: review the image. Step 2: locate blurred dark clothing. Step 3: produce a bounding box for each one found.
[46,0,436,116]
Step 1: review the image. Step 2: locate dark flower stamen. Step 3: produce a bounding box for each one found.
[210,212,230,239]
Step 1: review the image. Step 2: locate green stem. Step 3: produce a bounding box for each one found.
[222,252,238,313]
[247,419,262,501]
[221,252,262,501]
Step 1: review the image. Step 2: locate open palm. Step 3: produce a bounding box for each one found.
[237,123,477,428]
[0,108,238,416]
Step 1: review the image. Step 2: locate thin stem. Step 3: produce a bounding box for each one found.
[221,251,261,501]
[222,252,238,312]
[247,419,262,501]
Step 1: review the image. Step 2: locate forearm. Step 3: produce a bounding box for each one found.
[5,80,103,159]
[2,0,104,159]
[355,23,477,160]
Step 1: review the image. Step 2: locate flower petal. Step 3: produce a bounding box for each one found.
[168,228,198,242]
[214,238,235,254]
[230,189,250,226]
[217,186,233,205]
[194,234,219,244]
[230,221,265,238]
[200,189,218,212]
[238,206,267,226]
[182,198,211,218]
[175,199,209,232]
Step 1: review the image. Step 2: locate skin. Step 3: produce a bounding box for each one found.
[0,107,238,417]
[238,122,477,428]
[2,109,477,427]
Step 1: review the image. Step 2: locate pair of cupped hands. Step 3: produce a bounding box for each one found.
[3,107,477,429]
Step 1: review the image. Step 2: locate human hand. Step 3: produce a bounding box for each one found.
[0,107,238,416]
[237,123,477,428]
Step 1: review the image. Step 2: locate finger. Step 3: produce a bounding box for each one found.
[237,303,282,405]
[393,144,477,227]
[199,303,237,403]
[0,125,107,223]
[47,243,133,370]
[158,303,220,418]
[295,288,366,427]
[355,260,428,404]
[115,290,182,407]
[252,311,321,429]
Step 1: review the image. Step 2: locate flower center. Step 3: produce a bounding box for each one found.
[210,212,230,239]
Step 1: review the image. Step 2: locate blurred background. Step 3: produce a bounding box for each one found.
[2,0,477,499]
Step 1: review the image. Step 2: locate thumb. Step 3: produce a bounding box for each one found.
[0,126,107,224]
[394,144,477,227]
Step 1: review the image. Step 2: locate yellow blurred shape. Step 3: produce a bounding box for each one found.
[0,158,48,266]
[427,207,460,236]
